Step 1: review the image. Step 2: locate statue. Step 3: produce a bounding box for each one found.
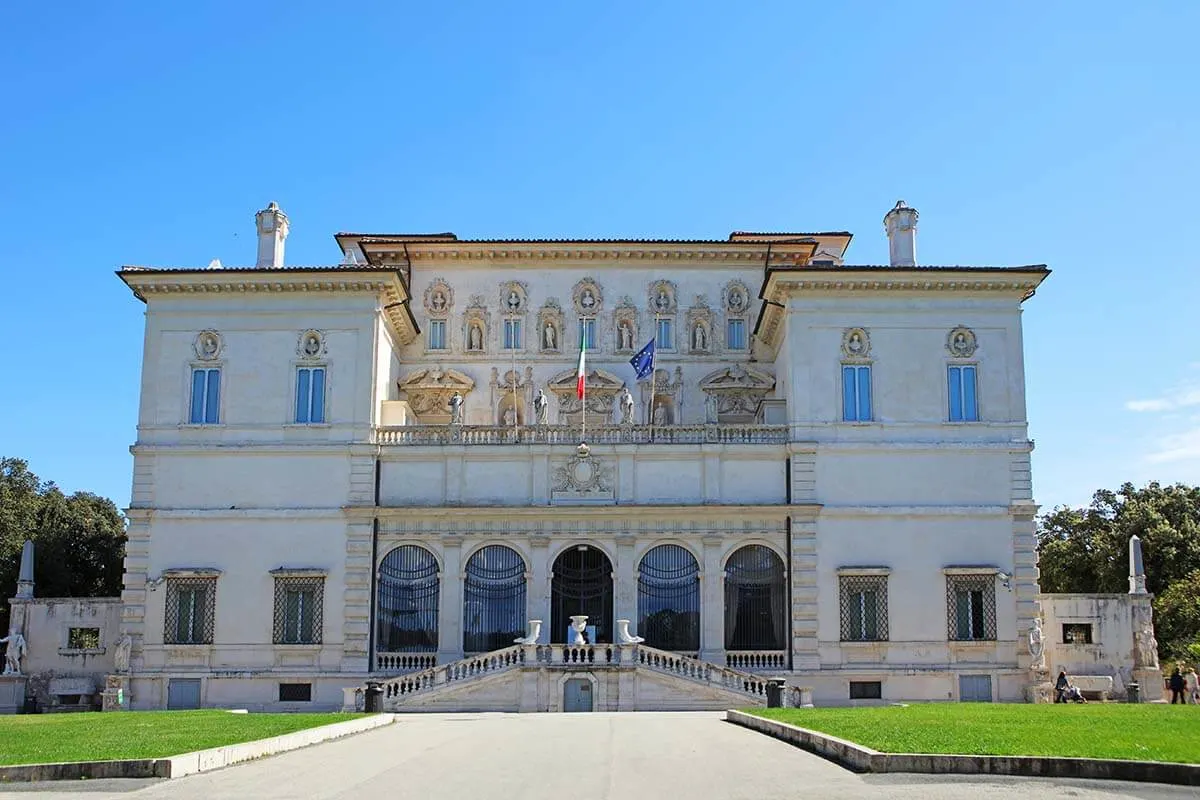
[468,323,482,351]
[1135,625,1159,670]
[543,321,557,350]
[616,620,645,644]
[655,289,670,311]
[114,633,133,674]
[1,631,26,675]
[704,393,719,423]
[580,289,596,311]
[693,324,707,350]
[303,332,321,356]
[848,332,864,354]
[1028,618,1045,669]
[618,322,632,351]
[653,404,667,426]
[532,390,548,424]
[619,387,635,424]
[514,620,543,645]
[448,392,465,424]
[728,290,744,311]
[430,290,447,311]
[507,290,521,311]
[502,406,517,427]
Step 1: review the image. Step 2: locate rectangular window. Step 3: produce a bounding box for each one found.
[849,681,882,700]
[948,364,978,422]
[273,575,325,645]
[67,627,101,650]
[656,318,673,350]
[838,575,889,641]
[1063,623,1093,644]
[578,318,596,350]
[503,319,522,350]
[189,368,221,424]
[279,683,313,702]
[165,578,216,645]
[842,364,872,422]
[294,367,326,424]
[946,575,996,641]
[428,319,446,350]
[727,318,746,350]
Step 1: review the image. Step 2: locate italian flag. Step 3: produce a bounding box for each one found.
[576,335,587,400]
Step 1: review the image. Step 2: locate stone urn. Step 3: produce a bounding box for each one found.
[616,619,645,644]
[569,615,589,646]
[514,619,543,645]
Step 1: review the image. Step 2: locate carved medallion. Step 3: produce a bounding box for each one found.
[648,280,677,314]
[499,281,528,314]
[424,279,453,316]
[724,280,750,314]
[946,326,977,358]
[194,330,222,361]
[841,327,871,359]
[297,329,325,359]
[573,278,603,316]
[551,453,615,504]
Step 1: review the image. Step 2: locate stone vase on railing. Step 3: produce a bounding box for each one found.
[514,619,543,645]
[615,619,644,644]
[569,615,589,646]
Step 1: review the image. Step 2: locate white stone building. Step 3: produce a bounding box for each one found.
[14,199,1163,713]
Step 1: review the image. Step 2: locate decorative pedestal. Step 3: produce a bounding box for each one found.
[0,675,28,714]
[100,675,130,712]
[1132,668,1164,702]
[1025,669,1053,703]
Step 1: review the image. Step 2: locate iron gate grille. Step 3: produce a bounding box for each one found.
[273,576,325,644]
[463,545,527,653]
[376,545,440,652]
[164,577,216,645]
[637,544,700,651]
[724,545,786,650]
[946,574,997,641]
[551,546,613,643]
[838,575,889,641]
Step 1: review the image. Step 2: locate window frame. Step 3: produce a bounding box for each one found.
[187,364,223,425]
[726,317,747,351]
[838,573,889,642]
[947,363,980,423]
[426,318,448,351]
[841,363,873,422]
[502,317,523,351]
[655,317,675,351]
[164,576,217,645]
[945,573,997,642]
[294,364,328,425]
[578,317,597,351]
[272,571,325,646]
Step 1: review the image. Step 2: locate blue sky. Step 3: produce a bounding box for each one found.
[1,2,1197,512]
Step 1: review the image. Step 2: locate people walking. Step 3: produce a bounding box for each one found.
[1055,670,1070,704]
[1168,667,1186,704]
[1186,666,1199,705]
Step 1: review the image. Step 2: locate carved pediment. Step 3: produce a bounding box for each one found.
[547,367,625,419]
[699,363,775,393]
[699,363,776,423]
[397,368,475,421]
[547,367,625,395]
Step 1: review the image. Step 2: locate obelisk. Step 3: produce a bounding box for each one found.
[15,540,34,599]
[1129,535,1147,594]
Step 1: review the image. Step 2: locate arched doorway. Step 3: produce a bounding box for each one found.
[463,545,527,653]
[551,546,613,644]
[724,545,786,651]
[637,544,700,652]
[376,545,439,654]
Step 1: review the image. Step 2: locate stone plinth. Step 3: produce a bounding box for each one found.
[1133,668,1164,702]
[0,675,28,714]
[101,675,130,712]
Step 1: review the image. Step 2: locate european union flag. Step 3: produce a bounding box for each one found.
[630,339,655,381]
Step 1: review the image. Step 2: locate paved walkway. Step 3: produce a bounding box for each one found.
[3,712,1192,799]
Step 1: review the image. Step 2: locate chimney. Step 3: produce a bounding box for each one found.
[255,202,289,268]
[883,200,918,267]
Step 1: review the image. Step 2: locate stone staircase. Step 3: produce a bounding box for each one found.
[346,643,811,713]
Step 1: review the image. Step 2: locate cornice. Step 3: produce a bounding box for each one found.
[358,240,819,268]
[117,267,419,346]
[353,504,816,522]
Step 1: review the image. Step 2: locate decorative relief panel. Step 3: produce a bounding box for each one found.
[397,367,475,423]
[723,280,750,315]
[946,326,977,358]
[700,363,776,423]
[194,330,222,361]
[572,278,603,316]
[538,299,565,353]
[550,452,615,505]
[686,296,713,354]
[613,296,638,353]
[841,327,871,360]
[490,366,534,425]
[463,295,490,353]
[499,281,528,315]
[648,280,677,314]
[424,279,453,315]
[297,329,325,360]
[641,367,683,425]
[548,367,624,425]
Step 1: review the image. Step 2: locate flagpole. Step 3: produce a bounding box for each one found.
[510,334,519,442]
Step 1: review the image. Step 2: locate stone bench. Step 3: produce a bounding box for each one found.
[1068,675,1113,701]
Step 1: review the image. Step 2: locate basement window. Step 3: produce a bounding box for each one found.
[849,681,882,700]
[1062,624,1093,645]
[279,683,312,702]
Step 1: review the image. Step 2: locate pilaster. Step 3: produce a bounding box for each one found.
[790,518,819,670]
[699,535,725,664]
[347,448,377,507]
[614,534,637,627]
[341,518,373,671]
[1011,501,1040,670]
[119,510,153,668]
[529,534,552,642]
[436,535,464,663]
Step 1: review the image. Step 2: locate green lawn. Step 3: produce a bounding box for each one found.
[750,704,1200,765]
[0,711,362,766]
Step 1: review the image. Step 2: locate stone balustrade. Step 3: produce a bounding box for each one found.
[375,652,437,673]
[379,646,527,702]
[375,423,789,446]
[633,645,772,701]
[725,650,788,671]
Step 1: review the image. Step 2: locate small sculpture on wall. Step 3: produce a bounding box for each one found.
[0,631,26,675]
[467,322,484,351]
[298,330,324,359]
[114,633,133,674]
[195,330,222,361]
[533,389,549,424]
[692,324,708,351]
[947,326,978,358]
[618,386,635,425]
[842,327,871,359]
[543,320,558,351]
[448,392,465,424]
[618,322,633,351]
[1028,618,1045,670]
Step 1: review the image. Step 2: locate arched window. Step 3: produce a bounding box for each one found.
[376,545,439,653]
[724,545,786,651]
[463,545,527,653]
[637,545,700,652]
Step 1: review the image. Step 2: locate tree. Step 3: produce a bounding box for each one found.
[1037,481,1200,662]
[0,457,127,632]
[1154,570,1200,663]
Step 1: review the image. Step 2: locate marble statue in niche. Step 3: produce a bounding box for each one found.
[619,387,635,424]
[533,390,549,424]
[618,322,633,351]
[693,324,707,350]
[468,323,483,351]
[543,321,557,350]
[448,392,465,424]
